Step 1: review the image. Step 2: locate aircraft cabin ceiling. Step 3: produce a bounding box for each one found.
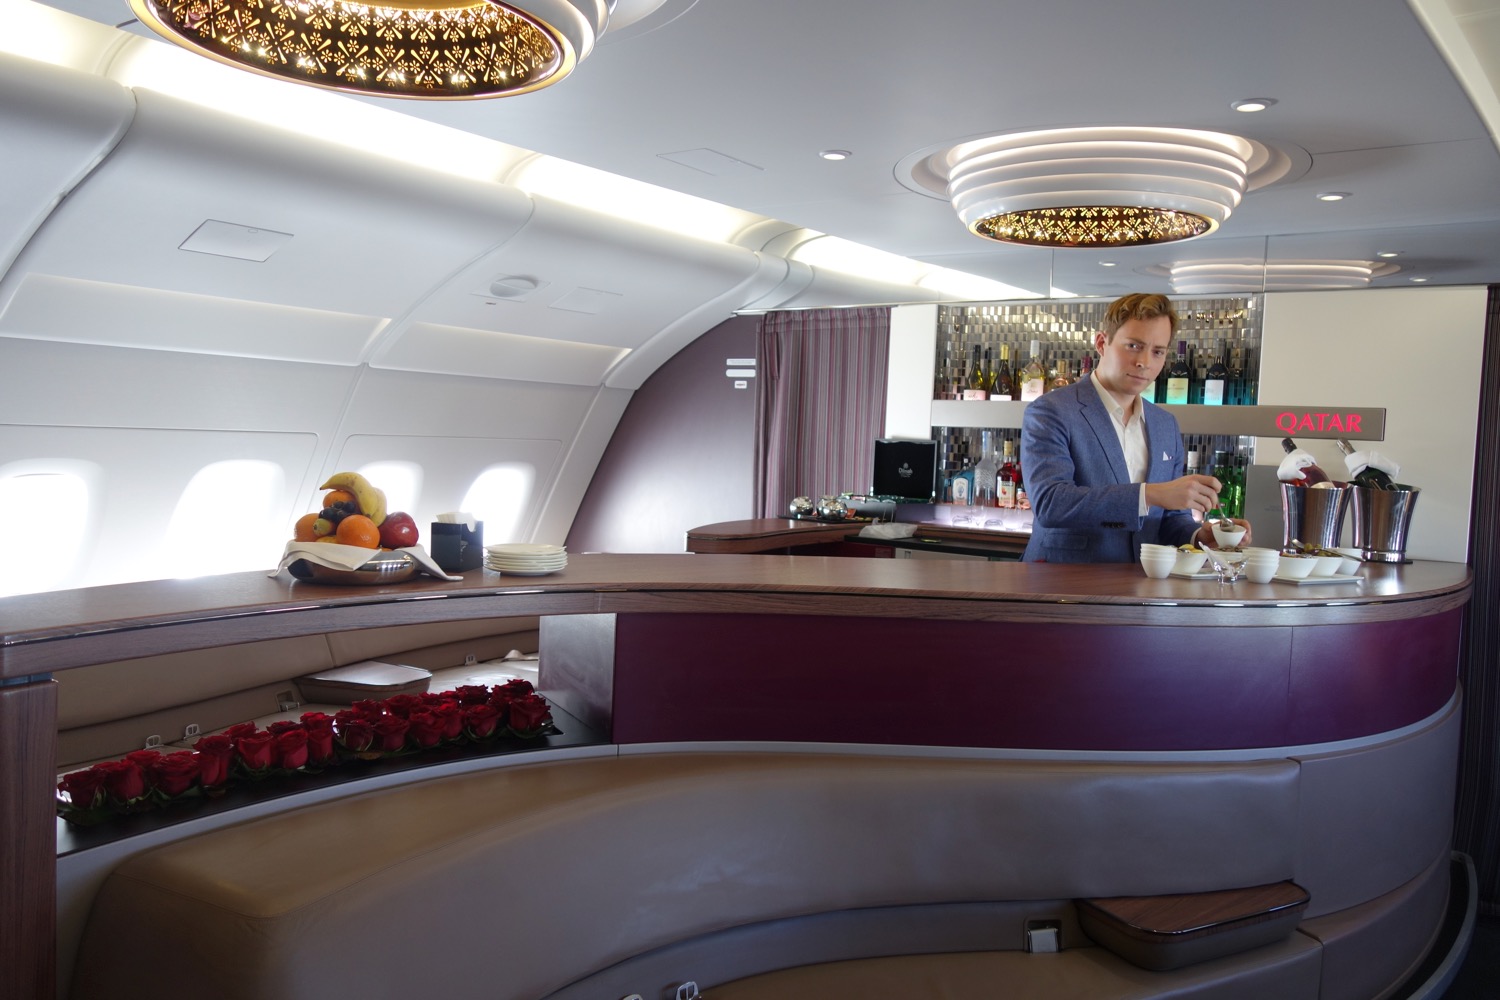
[26,0,1500,299]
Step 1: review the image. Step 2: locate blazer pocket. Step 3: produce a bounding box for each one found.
[1040,530,1089,551]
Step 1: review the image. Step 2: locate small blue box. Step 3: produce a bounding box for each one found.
[430,520,483,572]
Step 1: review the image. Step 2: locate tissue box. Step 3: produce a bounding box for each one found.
[430,520,483,572]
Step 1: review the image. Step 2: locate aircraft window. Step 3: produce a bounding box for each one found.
[0,471,89,597]
[460,464,534,544]
[164,460,285,579]
[356,461,422,517]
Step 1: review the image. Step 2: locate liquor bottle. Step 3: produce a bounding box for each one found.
[950,460,973,505]
[1336,439,1398,489]
[998,438,1018,508]
[1279,437,1330,486]
[973,431,998,506]
[1186,449,1200,477]
[1201,342,1228,406]
[991,344,1015,400]
[981,348,995,395]
[963,345,987,400]
[1228,457,1246,517]
[1049,353,1071,391]
[1164,341,1192,405]
[1240,347,1258,405]
[1020,340,1047,402]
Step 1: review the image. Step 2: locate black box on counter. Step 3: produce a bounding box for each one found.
[430,520,483,572]
[871,439,937,501]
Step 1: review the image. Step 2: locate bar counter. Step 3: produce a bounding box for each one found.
[0,556,1472,998]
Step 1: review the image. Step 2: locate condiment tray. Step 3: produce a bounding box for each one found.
[1271,573,1363,585]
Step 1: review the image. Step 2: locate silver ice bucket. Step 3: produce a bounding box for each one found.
[1279,482,1350,550]
[1350,485,1420,563]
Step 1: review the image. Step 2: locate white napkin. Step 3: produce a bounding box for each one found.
[272,541,462,581]
[1342,449,1401,479]
[1276,451,1317,482]
[858,522,919,539]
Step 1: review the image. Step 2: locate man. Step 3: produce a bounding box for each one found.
[1020,293,1251,563]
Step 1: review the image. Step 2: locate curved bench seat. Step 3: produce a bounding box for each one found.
[68,749,1342,1000]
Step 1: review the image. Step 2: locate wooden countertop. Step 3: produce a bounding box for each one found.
[686,517,1031,555]
[0,555,1471,678]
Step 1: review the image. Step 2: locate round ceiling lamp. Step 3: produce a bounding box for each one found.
[1158,259,1398,294]
[128,0,611,100]
[942,127,1256,248]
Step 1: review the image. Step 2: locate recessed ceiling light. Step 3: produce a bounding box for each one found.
[1315,191,1351,201]
[1377,251,1401,258]
[1409,276,1429,283]
[1231,98,1277,113]
[818,149,852,161]
[1099,260,1118,267]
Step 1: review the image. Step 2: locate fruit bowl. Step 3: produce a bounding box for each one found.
[287,547,419,586]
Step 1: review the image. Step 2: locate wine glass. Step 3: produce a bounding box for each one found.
[1200,544,1244,585]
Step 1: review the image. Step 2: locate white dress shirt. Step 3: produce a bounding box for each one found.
[1088,373,1151,516]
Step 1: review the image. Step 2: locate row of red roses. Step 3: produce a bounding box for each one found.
[57,679,554,825]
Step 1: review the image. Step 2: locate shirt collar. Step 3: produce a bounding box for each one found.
[1088,371,1139,425]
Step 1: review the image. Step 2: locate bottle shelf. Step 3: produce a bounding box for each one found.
[930,400,1387,440]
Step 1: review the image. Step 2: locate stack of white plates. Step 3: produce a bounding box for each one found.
[485,543,567,576]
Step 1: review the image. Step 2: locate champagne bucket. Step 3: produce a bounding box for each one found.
[1279,482,1350,550]
[1350,485,1420,563]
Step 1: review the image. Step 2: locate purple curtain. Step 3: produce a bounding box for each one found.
[755,308,890,517]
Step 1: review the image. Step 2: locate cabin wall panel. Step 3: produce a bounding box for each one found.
[568,315,759,552]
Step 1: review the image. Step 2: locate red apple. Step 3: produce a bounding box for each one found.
[378,512,419,549]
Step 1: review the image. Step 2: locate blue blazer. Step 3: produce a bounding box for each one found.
[1020,375,1199,563]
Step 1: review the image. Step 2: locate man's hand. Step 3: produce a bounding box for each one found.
[1194,517,1254,549]
[1144,474,1221,515]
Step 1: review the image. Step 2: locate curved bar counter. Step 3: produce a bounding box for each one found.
[0,556,1472,999]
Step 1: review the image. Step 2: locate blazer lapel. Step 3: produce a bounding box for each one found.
[1076,376,1131,485]
[1142,402,1177,481]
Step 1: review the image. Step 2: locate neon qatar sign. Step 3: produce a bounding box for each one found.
[1275,411,1363,435]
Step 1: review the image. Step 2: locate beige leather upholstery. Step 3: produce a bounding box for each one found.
[70,752,1300,1000]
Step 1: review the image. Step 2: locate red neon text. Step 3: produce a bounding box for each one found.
[1274,411,1363,435]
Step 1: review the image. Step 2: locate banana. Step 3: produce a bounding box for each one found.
[318,472,387,526]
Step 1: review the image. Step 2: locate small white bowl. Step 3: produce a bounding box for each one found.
[1140,557,1174,579]
[1311,554,1344,577]
[1244,559,1279,583]
[1211,524,1247,548]
[1140,544,1176,555]
[1244,547,1280,559]
[1334,547,1364,575]
[1277,554,1317,580]
[1173,549,1208,575]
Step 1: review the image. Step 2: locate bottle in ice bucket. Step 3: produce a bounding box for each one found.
[1279,437,1331,486]
[1336,438,1400,490]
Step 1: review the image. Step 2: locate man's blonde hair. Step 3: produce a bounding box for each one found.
[1101,293,1179,339]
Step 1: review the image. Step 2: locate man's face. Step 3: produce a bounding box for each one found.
[1092,315,1173,400]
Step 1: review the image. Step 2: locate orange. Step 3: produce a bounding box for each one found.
[293,513,320,542]
[335,514,381,549]
[323,490,358,510]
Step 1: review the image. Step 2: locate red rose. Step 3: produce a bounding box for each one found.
[383,694,424,718]
[452,685,492,705]
[149,751,202,797]
[373,715,410,752]
[431,701,465,741]
[508,693,553,735]
[194,734,234,788]
[58,767,107,809]
[224,722,259,740]
[95,759,147,803]
[273,729,309,770]
[336,717,376,752]
[419,692,450,707]
[462,703,501,739]
[267,720,303,736]
[300,712,337,763]
[349,699,385,721]
[235,730,275,771]
[406,709,444,748]
[495,678,535,699]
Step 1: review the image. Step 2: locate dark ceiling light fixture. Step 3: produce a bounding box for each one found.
[943,126,1258,248]
[128,0,610,100]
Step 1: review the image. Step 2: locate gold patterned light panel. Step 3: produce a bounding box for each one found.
[973,206,1214,248]
[131,0,564,100]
